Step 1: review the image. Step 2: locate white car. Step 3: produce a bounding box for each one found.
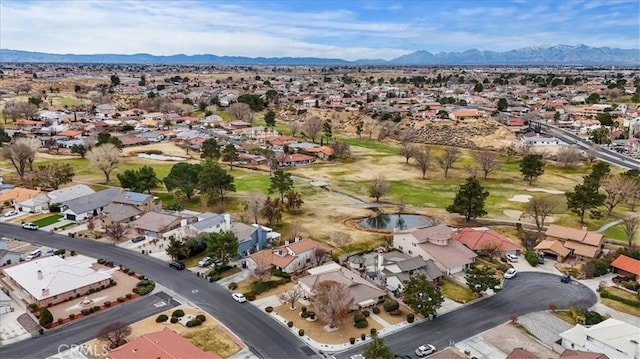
[415,344,436,357]
[504,268,518,279]
[198,256,212,268]
[4,210,19,217]
[22,223,38,230]
[506,253,518,262]
[232,293,247,303]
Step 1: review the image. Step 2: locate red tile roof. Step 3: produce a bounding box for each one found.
[107,327,221,359]
[452,227,521,252]
[610,255,640,276]
[58,130,83,137]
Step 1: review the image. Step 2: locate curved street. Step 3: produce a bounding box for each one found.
[0,223,597,358]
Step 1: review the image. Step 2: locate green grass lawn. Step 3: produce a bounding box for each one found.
[440,278,476,303]
[603,223,638,243]
[32,214,63,227]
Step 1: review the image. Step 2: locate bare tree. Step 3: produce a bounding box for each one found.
[330,141,351,158]
[227,102,252,122]
[15,82,32,95]
[480,240,503,260]
[413,145,432,179]
[585,144,599,163]
[288,121,300,137]
[87,143,121,182]
[104,222,130,244]
[244,192,265,224]
[556,145,582,168]
[302,116,324,143]
[474,150,500,179]
[367,175,390,202]
[2,102,21,123]
[3,138,39,180]
[601,174,636,216]
[252,266,271,282]
[20,102,38,120]
[436,147,461,178]
[502,143,518,164]
[98,321,131,349]
[399,143,414,164]
[620,215,639,248]
[397,127,415,142]
[525,197,557,232]
[312,280,353,328]
[312,247,330,266]
[279,286,305,310]
[377,121,396,141]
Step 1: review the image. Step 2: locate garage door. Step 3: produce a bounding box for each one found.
[0,305,9,315]
[66,213,76,221]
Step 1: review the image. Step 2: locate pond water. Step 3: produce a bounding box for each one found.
[359,213,439,231]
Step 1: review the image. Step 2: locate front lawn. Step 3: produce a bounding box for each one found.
[441,278,476,303]
[32,214,63,227]
[600,287,640,317]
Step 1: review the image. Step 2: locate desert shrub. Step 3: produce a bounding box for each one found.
[298,329,304,336]
[133,279,155,295]
[245,292,256,301]
[271,268,291,278]
[93,306,100,312]
[372,307,380,314]
[265,306,273,313]
[125,293,133,299]
[117,297,125,303]
[57,318,63,324]
[69,314,75,320]
[354,313,366,323]
[104,301,111,307]
[186,318,202,327]
[138,275,145,280]
[156,314,169,323]
[407,313,415,323]
[384,300,400,312]
[287,321,293,328]
[195,314,206,322]
[170,316,179,323]
[301,306,307,313]
[172,309,185,318]
[228,282,238,290]
[370,328,377,336]
[362,310,370,317]
[354,319,369,328]
[97,258,106,264]
[301,311,310,318]
[308,311,316,319]
[390,309,402,316]
[350,337,356,344]
[81,309,91,315]
[361,333,366,340]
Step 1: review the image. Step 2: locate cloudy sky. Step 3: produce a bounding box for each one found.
[1,0,638,60]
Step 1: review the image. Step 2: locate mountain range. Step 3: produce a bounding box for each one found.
[1,45,638,65]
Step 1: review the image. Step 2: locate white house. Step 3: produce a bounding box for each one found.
[18,184,95,213]
[249,239,332,273]
[61,188,121,221]
[559,318,640,359]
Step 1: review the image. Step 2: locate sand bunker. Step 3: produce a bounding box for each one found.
[526,188,564,194]
[509,194,533,203]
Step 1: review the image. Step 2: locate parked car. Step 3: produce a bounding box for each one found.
[612,275,629,284]
[232,293,247,303]
[505,253,518,263]
[561,274,571,283]
[22,223,38,230]
[504,268,518,279]
[4,210,19,217]
[415,344,436,357]
[169,261,185,270]
[537,253,545,264]
[26,248,42,260]
[198,256,212,268]
[131,235,146,243]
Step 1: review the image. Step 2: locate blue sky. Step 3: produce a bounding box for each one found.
[1,0,638,60]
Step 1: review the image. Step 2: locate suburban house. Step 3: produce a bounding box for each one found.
[610,255,640,280]
[393,224,477,275]
[129,211,190,239]
[559,350,609,359]
[0,239,23,266]
[0,187,41,208]
[249,238,332,273]
[100,191,160,226]
[362,251,444,293]
[452,227,521,256]
[0,288,11,315]
[18,184,95,213]
[276,153,316,167]
[61,188,122,221]
[558,318,639,359]
[107,327,222,359]
[1,256,112,307]
[298,262,386,310]
[535,225,604,261]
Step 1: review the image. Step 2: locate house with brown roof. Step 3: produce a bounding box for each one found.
[393,224,477,275]
[534,225,604,261]
[0,187,41,208]
[304,145,334,160]
[249,238,332,273]
[107,327,221,359]
[276,153,316,167]
[129,212,188,239]
[610,255,640,279]
[452,227,521,257]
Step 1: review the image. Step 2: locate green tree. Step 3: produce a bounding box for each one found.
[597,112,614,126]
[284,190,304,212]
[198,160,235,203]
[590,127,611,145]
[519,154,545,184]
[323,120,332,140]
[473,82,484,92]
[264,110,276,128]
[496,98,508,111]
[39,307,54,328]
[116,165,158,194]
[202,231,239,265]
[447,177,489,222]
[70,144,87,158]
[163,162,203,199]
[402,274,444,318]
[585,92,600,104]
[201,138,221,160]
[261,196,283,226]
[96,133,122,149]
[237,93,266,111]
[465,266,500,295]
[221,144,240,169]
[110,74,120,87]
[565,163,609,224]
[166,237,187,260]
[363,335,394,359]
[269,170,294,202]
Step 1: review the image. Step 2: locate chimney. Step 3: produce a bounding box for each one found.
[37,270,43,280]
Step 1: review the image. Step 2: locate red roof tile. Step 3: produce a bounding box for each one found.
[610,255,640,276]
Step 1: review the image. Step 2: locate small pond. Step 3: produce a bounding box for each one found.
[359,213,439,231]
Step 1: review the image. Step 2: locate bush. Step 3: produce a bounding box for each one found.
[621,280,640,291]
[308,311,316,319]
[209,273,221,282]
[372,307,380,314]
[524,250,538,267]
[298,329,304,336]
[156,314,169,323]
[362,310,370,317]
[361,333,366,341]
[390,309,402,316]
[407,313,415,323]
[384,300,400,312]
[186,319,202,327]
[228,282,238,290]
[301,306,307,313]
[133,280,155,295]
[195,314,206,322]
[350,337,356,344]
[271,268,291,279]
[301,311,310,318]
[172,309,185,318]
[265,306,274,313]
[250,279,289,295]
[117,297,125,303]
[81,309,91,315]
[354,313,366,323]
[69,313,75,320]
[97,258,106,264]
[28,303,38,312]
[590,258,610,277]
[370,328,377,336]
[93,306,100,312]
[104,301,111,307]
[125,293,133,299]
[354,319,369,328]
[245,292,256,301]
[287,321,294,328]
[170,316,179,323]
[600,289,640,307]
[584,311,603,325]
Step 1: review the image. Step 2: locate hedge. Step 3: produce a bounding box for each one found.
[156,314,169,323]
[600,289,640,307]
[354,319,369,328]
[271,268,291,279]
[384,300,400,312]
[250,279,289,295]
[524,250,538,267]
[354,313,366,323]
[407,313,415,323]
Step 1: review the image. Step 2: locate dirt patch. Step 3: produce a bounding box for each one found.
[481,322,559,358]
[123,142,194,158]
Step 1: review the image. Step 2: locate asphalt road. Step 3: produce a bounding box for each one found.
[0,223,316,359]
[0,293,177,358]
[335,271,597,358]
